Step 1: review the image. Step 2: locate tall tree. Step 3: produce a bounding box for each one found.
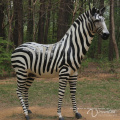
[117,0,120,43]
[27,0,33,41]
[13,0,23,47]
[114,0,120,46]
[97,0,104,57]
[44,0,51,44]
[13,0,18,47]
[57,0,73,41]
[108,11,113,61]
[7,0,14,51]
[32,0,37,41]
[0,0,5,38]
[38,0,45,43]
[109,0,119,61]
[17,0,23,45]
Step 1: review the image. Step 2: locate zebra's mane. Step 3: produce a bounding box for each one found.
[77,7,100,22]
[72,9,90,27]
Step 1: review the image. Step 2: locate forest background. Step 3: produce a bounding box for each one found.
[0,0,120,76]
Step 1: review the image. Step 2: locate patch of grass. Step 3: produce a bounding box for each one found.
[77,79,120,109]
[0,78,120,110]
[0,81,18,106]
[29,81,59,107]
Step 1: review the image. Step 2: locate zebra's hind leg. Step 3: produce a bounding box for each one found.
[16,70,30,120]
[24,77,35,114]
[69,74,82,119]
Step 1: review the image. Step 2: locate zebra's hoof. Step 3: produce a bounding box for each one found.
[59,117,64,120]
[75,113,82,119]
[28,110,32,114]
[25,115,30,120]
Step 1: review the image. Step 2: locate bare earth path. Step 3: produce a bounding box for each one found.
[0,106,120,120]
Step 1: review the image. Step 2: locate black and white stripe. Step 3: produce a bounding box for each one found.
[11,7,109,120]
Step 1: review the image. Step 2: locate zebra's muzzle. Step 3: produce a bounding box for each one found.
[101,32,109,40]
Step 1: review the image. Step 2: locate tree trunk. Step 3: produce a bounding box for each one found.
[97,0,104,58]
[44,0,51,44]
[88,0,91,8]
[93,0,95,6]
[32,0,36,41]
[110,0,119,61]
[52,9,56,41]
[27,0,33,41]
[57,0,73,41]
[17,0,23,45]
[13,0,23,47]
[114,0,119,46]
[7,0,14,51]
[108,11,114,61]
[38,0,45,43]
[0,0,5,38]
[117,0,120,44]
[13,0,18,47]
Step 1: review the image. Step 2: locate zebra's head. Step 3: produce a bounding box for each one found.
[90,7,109,40]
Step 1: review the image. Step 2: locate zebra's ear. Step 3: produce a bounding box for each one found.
[97,9,100,14]
[91,7,96,16]
[100,7,106,16]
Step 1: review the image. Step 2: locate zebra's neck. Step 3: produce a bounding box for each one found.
[60,10,95,69]
[72,10,95,54]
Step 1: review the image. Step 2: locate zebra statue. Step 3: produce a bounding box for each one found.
[11,7,109,120]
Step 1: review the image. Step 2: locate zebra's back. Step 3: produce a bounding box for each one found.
[11,42,64,78]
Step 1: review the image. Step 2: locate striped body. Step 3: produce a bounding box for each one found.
[12,26,93,77]
[11,7,109,120]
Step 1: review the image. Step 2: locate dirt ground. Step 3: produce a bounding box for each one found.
[0,106,120,120]
[0,62,120,120]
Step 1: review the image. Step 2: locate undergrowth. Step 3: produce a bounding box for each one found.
[0,37,14,76]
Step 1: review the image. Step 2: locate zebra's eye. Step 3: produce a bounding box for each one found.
[94,19,100,23]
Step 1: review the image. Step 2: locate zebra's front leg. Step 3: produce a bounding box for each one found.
[57,78,67,120]
[69,75,82,119]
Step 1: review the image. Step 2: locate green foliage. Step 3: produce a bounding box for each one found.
[0,37,13,76]
[81,58,92,71]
